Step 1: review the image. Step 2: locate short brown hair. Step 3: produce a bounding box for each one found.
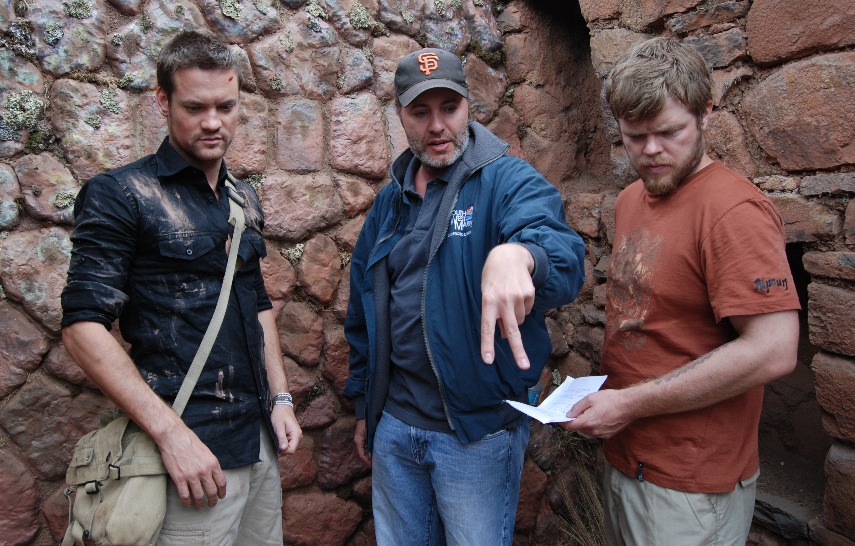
[604,37,712,122]
[156,31,240,97]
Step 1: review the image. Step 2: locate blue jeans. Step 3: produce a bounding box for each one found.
[372,411,530,546]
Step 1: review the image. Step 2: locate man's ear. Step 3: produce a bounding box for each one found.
[700,100,713,129]
[155,86,169,118]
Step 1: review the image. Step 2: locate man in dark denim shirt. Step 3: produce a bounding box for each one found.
[61,31,301,544]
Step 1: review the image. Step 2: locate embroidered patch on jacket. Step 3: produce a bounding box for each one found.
[753,277,789,294]
[448,205,474,237]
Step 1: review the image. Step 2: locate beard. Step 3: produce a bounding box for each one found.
[640,130,706,196]
[409,124,470,171]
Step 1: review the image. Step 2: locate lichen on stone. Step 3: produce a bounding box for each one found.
[220,0,242,19]
[13,0,29,17]
[434,0,446,17]
[31,185,42,197]
[469,39,504,67]
[371,22,390,37]
[283,243,304,265]
[111,33,123,47]
[100,88,122,114]
[4,20,36,59]
[473,0,484,5]
[62,0,94,18]
[279,32,295,52]
[0,121,20,142]
[306,16,322,32]
[139,12,153,33]
[244,173,264,190]
[401,10,415,25]
[24,124,53,153]
[44,22,64,46]
[340,252,351,267]
[552,368,562,386]
[117,73,135,88]
[253,0,272,13]
[83,114,101,129]
[3,90,44,131]
[336,74,344,89]
[268,76,284,92]
[306,0,327,19]
[53,189,78,209]
[174,5,185,17]
[450,0,462,11]
[348,3,373,30]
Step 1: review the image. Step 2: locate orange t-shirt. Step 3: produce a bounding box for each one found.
[602,161,800,493]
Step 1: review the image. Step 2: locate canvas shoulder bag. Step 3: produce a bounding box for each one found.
[62,174,246,546]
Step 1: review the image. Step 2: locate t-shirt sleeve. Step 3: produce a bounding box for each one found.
[702,198,801,322]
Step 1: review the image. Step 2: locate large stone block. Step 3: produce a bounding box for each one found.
[321,323,350,397]
[464,54,507,124]
[279,435,317,490]
[768,194,841,243]
[517,457,548,530]
[800,173,855,197]
[198,0,280,44]
[683,28,747,69]
[745,52,855,171]
[566,192,604,238]
[0,301,49,398]
[314,416,370,490]
[808,283,855,356]
[0,453,39,546]
[578,0,621,22]
[0,163,20,229]
[824,443,855,538]
[282,489,363,546]
[277,300,324,366]
[803,252,855,283]
[0,227,71,334]
[275,101,324,172]
[619,0,705,32]
[0,375,112,480]
[260,172,343,241]
[330,94,389,180]
[704,109,757,178]
[297,234,343,304]
[812,352,855,442]
[589,28,652,78]
[667,1,749,34]
[50,79,136,182]
[248,16,340,100]
[27,0,107,77]
[370,34,421,101]
[13,153,79,225]
[224,93,268,177]
[747,0,855,65]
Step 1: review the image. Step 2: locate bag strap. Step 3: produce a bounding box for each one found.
[171,173,246,417]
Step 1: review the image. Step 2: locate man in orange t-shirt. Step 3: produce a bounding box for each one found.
[562,38,800,545]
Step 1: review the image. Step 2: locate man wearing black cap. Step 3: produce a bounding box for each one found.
[343,48,586,544]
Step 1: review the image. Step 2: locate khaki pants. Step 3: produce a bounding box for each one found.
[604,462,757,546]
[157,427,282,546]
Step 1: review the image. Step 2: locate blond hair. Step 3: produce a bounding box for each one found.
[605,37,712,122]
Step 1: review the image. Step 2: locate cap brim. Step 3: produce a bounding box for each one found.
[399,80,468,107]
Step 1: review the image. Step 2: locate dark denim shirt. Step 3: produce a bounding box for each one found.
[61,138,273,469]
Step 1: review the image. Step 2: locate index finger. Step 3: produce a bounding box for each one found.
[480,299,499,364]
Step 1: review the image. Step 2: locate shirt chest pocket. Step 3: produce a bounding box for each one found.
[158,235,218,262]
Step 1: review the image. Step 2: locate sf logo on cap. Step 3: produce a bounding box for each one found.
[418,53,440,76]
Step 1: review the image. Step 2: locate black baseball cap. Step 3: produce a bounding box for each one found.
[394,48,468,107]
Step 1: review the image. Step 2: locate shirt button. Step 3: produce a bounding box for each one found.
[186,249,193,256]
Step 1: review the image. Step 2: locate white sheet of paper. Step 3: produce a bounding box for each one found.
[505,375,607,424]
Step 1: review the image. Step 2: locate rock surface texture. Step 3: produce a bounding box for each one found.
[0,0,852,544]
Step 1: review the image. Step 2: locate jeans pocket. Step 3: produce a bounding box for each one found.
[479,428,509,441]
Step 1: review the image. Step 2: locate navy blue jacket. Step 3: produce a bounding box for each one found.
[343,122,586,450]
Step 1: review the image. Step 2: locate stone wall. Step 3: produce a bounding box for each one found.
[0,0,853,544]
